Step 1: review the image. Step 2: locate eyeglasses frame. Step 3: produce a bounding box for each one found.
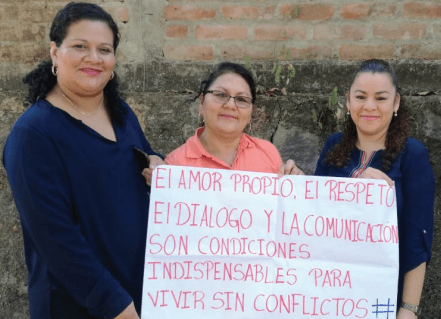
[205,90,253,109]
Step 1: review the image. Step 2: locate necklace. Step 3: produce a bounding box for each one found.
[58,87,104,117]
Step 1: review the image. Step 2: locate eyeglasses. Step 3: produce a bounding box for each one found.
[206,90,252,109]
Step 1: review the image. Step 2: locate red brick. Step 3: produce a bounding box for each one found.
[399,44,441,60]
[403,2,441,19]
[373,23,426,40]
[280,4,334,21]
[340,3,397,20]
[221,5,275,20]
[196,25,247,40]
[164,45,214,61]
[314,25,366,40]
[166,26,188,38]
[340,3,371,20]
[164,5,216,21]
[0,5,19,21]
[254,25,306,41]
[221,45,274,60]
[339,44,394,60]
[19,4,60,22]
[280,45,333,60]
[370,4,397,18]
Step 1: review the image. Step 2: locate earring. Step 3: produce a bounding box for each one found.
[52,65,58,76]
[394,111,398,117]
[347,110,350,115]
[248,122,252,133]
[110,71,114,80]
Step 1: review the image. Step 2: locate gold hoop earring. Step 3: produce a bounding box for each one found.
[52,65,58,76]
[110,71,114,80]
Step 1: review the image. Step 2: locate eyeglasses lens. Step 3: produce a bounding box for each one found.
[211,92,251,108]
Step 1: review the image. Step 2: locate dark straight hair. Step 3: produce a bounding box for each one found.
[196,62,257,104]
[348,59,399,92]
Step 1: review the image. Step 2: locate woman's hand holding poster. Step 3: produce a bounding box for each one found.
[141,166,399,319]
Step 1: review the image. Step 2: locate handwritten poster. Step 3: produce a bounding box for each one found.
[141,166,399,319]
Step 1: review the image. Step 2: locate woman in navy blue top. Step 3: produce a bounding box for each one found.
[2,3,163,319]
[315,59,434,319]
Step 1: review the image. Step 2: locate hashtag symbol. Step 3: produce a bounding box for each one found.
[372,298,395,319]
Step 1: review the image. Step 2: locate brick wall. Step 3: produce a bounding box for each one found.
[1,1,441,66]
[163,1,441,61]
[0,0,130,65]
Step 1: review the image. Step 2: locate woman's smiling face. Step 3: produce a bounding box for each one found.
[50,19,116,96]
[200,72,253,137]
[347,72,400,141]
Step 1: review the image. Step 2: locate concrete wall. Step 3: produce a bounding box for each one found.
[1,0,440,317]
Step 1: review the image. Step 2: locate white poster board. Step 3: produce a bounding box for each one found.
[141,166,399,319]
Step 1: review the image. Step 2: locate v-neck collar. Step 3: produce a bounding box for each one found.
[42,99,119,144]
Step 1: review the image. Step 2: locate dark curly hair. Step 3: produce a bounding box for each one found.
[22,2,127,125]
[324,59,410,171]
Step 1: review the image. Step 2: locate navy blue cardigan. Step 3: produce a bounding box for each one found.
[315,132,434,307]
[3,99,159,318]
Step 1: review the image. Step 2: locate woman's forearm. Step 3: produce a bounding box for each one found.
[397,262,427,318]
[402,262,426,305]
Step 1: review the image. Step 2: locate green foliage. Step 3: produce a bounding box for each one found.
[293,4,299,18]
[242,44,295,95]
[289,4,299,19]
[312,109,322,129]
[312,87,340,130]
[289,65,295,78]
[244,54,250,69]
[241,55,338,130]
[329,87,338,110]
[274,66,282,83]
